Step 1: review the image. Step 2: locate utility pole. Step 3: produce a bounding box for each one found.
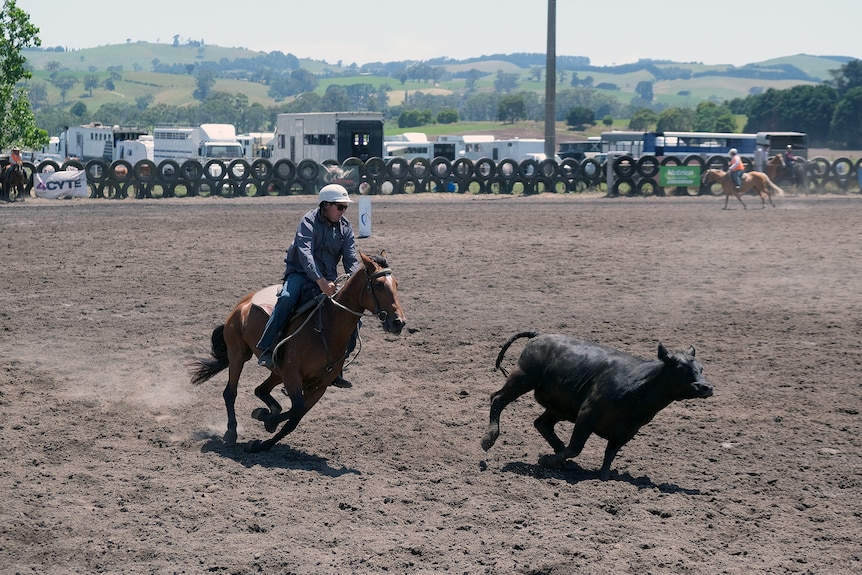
[544,0,557,159]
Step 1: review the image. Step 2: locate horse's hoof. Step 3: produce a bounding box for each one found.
[223,430,237,445]
[246,440,263,453]
[251,407,269,422]
[264,415,279,434]
[538,453,565,469]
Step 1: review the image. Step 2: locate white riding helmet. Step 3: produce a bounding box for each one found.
[318,183,353,204]
[729,148,738,155]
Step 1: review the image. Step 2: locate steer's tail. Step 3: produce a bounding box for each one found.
[495,331,540,376]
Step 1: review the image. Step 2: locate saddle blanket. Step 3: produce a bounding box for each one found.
[250,284,281,315]
[250,283,326,318]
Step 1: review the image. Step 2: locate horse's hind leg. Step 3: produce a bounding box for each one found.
[221,355,248,445]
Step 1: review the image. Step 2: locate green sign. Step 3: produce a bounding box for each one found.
[659,165,701,187]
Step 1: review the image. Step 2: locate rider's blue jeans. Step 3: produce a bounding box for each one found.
[257,272,312,352]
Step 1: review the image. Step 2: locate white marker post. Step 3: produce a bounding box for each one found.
[358,196,372,238]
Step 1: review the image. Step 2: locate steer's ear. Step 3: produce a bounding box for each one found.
[687,345,696,357]
[658,342,669,362]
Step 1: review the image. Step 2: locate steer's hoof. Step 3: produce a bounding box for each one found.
[480,434,497,451]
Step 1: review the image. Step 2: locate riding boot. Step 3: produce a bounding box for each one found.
[257,292,296,364]
[332,373,353,388]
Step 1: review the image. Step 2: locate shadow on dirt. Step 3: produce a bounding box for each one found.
[200,437,361,477]
[498,461,702,494]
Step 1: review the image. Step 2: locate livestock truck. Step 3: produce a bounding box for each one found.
[53,122,151,163]
[152,123,245,164]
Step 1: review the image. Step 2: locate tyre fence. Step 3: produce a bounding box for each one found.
[10,155,862,199]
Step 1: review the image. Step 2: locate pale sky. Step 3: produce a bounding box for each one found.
[15,0,862,67]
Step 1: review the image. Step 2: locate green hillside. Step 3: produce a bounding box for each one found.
[24,42,265,72]
[21,42,853,132]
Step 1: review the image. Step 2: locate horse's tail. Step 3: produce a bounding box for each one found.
[189,324,229,385]
[495,331,540,376]
[765,174,785,197]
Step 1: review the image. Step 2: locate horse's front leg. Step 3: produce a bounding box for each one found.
[251,373,284,431]
[247,384,328,453]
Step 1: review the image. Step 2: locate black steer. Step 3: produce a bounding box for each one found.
[481,331,713,480]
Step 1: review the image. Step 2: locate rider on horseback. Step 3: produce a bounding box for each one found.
[9,146,23,169]
[2,147,23,201]
[783,145,798,184]
[257,183,360,388]
[728,148,744,190]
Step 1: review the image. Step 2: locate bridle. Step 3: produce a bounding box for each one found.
[327,266,394,325]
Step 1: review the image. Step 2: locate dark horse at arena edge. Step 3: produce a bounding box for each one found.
[1,164,27,202]
[190,251,406,452]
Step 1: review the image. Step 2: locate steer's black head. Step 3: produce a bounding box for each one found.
[658,343,714,399]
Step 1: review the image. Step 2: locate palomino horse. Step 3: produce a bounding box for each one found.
[190,251,406,452]
[1,164,27,202]
[765,155,807,191]
[701,168,783,209]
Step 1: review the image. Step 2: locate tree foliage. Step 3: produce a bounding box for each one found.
[493,70,519,93]
[437,108,458,124]
[565,106,595,130]
[193,69,215,100]
[1,0,47,149]
[693,101,736,132]
[497,93,525,123]
[397,109,434,128]
[635,80,654,101]
[735,60,861,147]
[829,86,862,148]
[629,108,658,131]
[655,107,695,132]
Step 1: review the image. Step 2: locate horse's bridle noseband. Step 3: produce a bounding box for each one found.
[366,267,393,323]
[327,266,394,324]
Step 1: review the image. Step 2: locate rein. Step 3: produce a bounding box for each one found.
[272,265,394,376]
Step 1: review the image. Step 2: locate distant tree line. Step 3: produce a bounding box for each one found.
[617,61,862,147]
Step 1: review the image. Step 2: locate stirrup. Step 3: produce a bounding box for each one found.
[332,374,353,388]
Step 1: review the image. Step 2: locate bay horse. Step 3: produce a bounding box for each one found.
[1,164,27,202]
[701,168,783,209]
[190,251,406,452]
[765,155,807,191]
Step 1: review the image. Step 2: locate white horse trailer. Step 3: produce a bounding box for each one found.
[57,122,149,162]
[271,112,384,164]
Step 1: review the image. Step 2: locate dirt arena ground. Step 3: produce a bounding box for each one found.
[1,191,860,574]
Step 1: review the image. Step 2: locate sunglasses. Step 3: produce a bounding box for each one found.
[331,203,348,211]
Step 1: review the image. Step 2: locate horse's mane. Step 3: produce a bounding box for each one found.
[366,252,389,269]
